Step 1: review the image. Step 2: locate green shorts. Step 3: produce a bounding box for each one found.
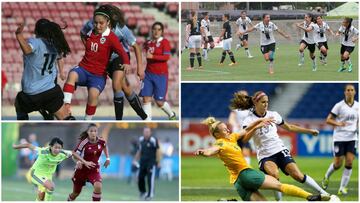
[30,169,52,192]
[234,168,265,201]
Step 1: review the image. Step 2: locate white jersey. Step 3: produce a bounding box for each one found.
[242,110,287,161]
[338,25,359,47]
[313,21,330,43]
[254,22,278,46]
[330,100,358,142]
[201,19,211,36]
[232,109,251,133]
[301,21,316,44]
[236,17,252,33]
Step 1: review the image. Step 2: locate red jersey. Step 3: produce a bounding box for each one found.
[74,138,106,170]
[79,28,130,76]
[144,37,171,74]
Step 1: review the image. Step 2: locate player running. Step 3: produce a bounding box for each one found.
[13,137,95,201]
[80,4,147,120]
[196,117,331,201]
[296,13,317,71]
[322,84,358,196]
[235,11,254,58]
[235,91,329,200]
[63,6,130,120]
[68,124,110,201]
[219,14,237,66]
[200,12,215,61]
[239,14,290,74]
[336,17,358,72]
[14,18,72,120]
[140,22,176,120]
[313,16,335,65]
[186,11,204,70]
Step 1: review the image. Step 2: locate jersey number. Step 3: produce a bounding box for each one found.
[91,42,98,52]
[281,149,291,157]
[41,54,56,75]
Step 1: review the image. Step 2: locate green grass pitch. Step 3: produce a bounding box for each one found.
[2,178,178,201]
[182,156,358,201]
[181,43,358,81]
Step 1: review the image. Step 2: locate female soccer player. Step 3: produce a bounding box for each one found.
[322,84,358,195]
[313,16,335,65]
[13,137,95,201]
[14,18,72,120]
[63,6,130,120]
[200,12,215,61]
[80,4,147,120]
[186,11,204,70]
[240,14,290,74]
[196,117,330,201]
[296,13,317,71]
[336,17,358,72]
[228,90,252,165]
[235,11,254,58]
[219,14,236,66]
[140,22,176,120]
[235,91,328,200]
[68,124,110,201]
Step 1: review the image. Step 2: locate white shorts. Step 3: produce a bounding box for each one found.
[188,35,202,49]
[223,38,232,50]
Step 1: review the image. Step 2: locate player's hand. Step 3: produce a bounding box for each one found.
[146,52,153,59]
[83,161,96,169]
[310,129,319,136]
[15,22,25,35]
[132,160,140,168]
[296,23,302,28]
[123,64,130,74]
[60,72,66,81]
[194,149,205,156]
[352,37,358,43]
[75,161,83,169]
[338,121,349,127]
[104,159,110,168]
[157,162,161,168]
[285,35,291,40]
[137,70,145,81]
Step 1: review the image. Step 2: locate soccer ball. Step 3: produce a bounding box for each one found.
[329,195,340,201]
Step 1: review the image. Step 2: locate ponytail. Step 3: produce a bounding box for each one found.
[202,117,221,137]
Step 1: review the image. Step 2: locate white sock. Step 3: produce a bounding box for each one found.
[347,59,352,65]
[245,49,251,56]
[274,191,282,201]
[312,57,316,66]
[160,102,174,118]
[269,61,274,69]
[63,92,73,104]
[299,52,304,63]
[304,174,328,195]
[340,167,352,190]
[143,102,152,120]
[203,49,207,59]
[244,157,251,165]
[84,114,93,120]
[325,163,336,179]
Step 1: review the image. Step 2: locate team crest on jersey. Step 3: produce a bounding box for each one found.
[98,144,101,149]
[100,37,106,44]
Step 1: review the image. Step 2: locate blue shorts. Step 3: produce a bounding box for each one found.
[70,66,106,93]
[259,149,295,176]
[139,71,168,101]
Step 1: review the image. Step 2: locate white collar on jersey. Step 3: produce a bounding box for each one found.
[152,37,163,43]
[87,27,111,37]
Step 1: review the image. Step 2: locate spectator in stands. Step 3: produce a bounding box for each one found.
[185,11,204,70]
[14,18,72,120]
[28,133,39,163]
[140,22,176,120]
[80,4,147,120]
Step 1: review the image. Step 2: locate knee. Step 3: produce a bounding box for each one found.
[334,160,343,169]
[155,101,164,107]
[72,192,80,198]
[267,171,280,180]
[94,182,102,193]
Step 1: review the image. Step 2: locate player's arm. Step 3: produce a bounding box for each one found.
[326,27,335,36]
[156,147,162,168]
[351,28,359,42]
[276,28,291,39]
[280,122,319,136]
[147,40,171,62]
[111,36,130,72]
[132,43,144,80]
[241,118,275,143]
[296,21,305,28]
[15,22,32,55]
[57,58,66,81]
[185,24,191,42]
[219,28,226,40]
[326,113,347,127]
[12,142,36,150]
[71,151,96,169]
[195,146,220,157]
[228,111,239,130]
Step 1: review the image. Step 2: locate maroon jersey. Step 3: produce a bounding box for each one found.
[144,37,171,74]
[79,28,130,76]
[74,138,106,170]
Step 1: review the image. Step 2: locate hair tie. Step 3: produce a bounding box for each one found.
[254,92,267,102]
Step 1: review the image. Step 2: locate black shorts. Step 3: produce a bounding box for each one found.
[340,45,355,55]
[240,34,249,41]
[300,40,316,53]
[237,140,252,151]
[317,41,328,50]
[106,52,131,78]
[15,84,64,115]
[334,141,357,156]
[259,149,295,176]
[260,43,276,54]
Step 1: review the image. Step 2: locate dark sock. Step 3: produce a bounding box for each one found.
[220,51,226,63]
[39,109,55,120]
[190,53,195,67]
[245,48,248,50]
[229,51,236,63]
[126,92,147,120]
[196,52,202,66]
[114,91,125,120]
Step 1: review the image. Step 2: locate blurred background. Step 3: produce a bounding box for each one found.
[2,122,179,201]
[2,2,179,120]
[181,83,358,201]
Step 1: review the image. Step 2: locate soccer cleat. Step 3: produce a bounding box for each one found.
[298,63,304,67]
[269,67,274,74]
[186,67,193,71]
[228,62,237,66]
[348,64,353,72]
[247,55,254,58]
[337,66,346,72]
[321,177,329,190]
[219,63,224,66]
[169,112,176,120]
[338,188,348,196]
[198,66,204,69]
[307,194,331,201]
[139,193,147,201]
[312,65,317,72]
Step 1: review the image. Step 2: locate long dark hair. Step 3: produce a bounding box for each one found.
[93,5,111,21]
[79,123,98,140]
[152,21,164,36]
[344,17,353,35]
[109,5,125,28]
[229,91,266,110]
[35,18,71,57]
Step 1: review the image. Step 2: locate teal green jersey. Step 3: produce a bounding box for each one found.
[31,147,72,175]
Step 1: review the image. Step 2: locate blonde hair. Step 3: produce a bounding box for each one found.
[202,117,221,137]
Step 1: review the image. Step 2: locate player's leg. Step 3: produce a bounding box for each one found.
[43,180,55,201]
[187,36,196,70]
[68,183,83,201]
[261,160,282,200]
[227,39,236,66]
[268,44,276,74]
[308,44,317,71]
[153,74,176,120]
[68,169,85,201]
[139,73,154,120]
[298,41,307,66]
[145,164,156,200]
[338,46,347,72]
[63,66,84,114]
[92,182,102,201]
[202,39,208,60]
[344,50,353,72]
[236,35,243,50]
[108,58,126,120]
[14,92,31,120]
[121,78,147,120]
[138,164,147,199]
[338,141,356,195]
[243,35,253,58]
[195,47,202,68]
[85,87,101,120]
[220,49,227,64]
